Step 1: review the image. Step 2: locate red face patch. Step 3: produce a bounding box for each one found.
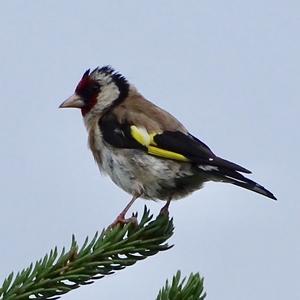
[75,73,101,116]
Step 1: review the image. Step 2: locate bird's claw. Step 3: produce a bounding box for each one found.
[159,200,171,216]
[159,206,170,216]
[109,213,138,229]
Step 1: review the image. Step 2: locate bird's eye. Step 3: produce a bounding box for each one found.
[91,83,100,91]
[75,79,101,101]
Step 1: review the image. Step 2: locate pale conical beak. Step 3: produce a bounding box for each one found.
[59,94,85,109]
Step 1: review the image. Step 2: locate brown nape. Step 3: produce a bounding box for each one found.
[75,76,101,116]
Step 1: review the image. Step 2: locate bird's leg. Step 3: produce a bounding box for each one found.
[160,197,172,216]
[110,193,141,227]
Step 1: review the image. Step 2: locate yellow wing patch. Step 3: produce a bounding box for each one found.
[130,125,150,146]
[148,146,190,161]
[130,125,190,162]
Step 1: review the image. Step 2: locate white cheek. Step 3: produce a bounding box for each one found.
[95,83,120,112]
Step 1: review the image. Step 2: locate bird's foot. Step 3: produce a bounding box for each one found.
[109,213,138,229]
[159,199,171,216]
[108,194,140,229]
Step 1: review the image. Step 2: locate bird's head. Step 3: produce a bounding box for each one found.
[59,66,129,120]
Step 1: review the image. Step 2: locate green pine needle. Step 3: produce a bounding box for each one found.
[156,271,206,300]
[0,207,174,300]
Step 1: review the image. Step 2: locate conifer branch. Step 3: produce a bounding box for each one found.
[156,271,206,300]
[0,207,174,300]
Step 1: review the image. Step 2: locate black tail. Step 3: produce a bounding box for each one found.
[226,176,277,200]
[209,167,277,200]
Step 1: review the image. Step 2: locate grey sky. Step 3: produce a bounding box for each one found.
[0,1,299,299]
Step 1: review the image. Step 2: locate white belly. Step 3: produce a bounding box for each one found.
[99,145,204,201]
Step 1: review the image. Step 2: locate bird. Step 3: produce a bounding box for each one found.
[59,66,276,222]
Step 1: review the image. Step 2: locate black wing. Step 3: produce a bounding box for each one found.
[99,114,147,150]
[153,131,251,173]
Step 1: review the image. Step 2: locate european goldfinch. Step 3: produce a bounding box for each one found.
[59,66,276,220]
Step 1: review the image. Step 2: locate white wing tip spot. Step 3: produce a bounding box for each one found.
[198,165,219,171]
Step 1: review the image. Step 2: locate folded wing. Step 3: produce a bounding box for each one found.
[99,113,251,174]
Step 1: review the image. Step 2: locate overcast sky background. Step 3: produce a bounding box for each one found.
[0,1,299,299]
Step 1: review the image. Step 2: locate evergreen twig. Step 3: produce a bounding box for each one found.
[0,207,174,300]
[156,271,206,300]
